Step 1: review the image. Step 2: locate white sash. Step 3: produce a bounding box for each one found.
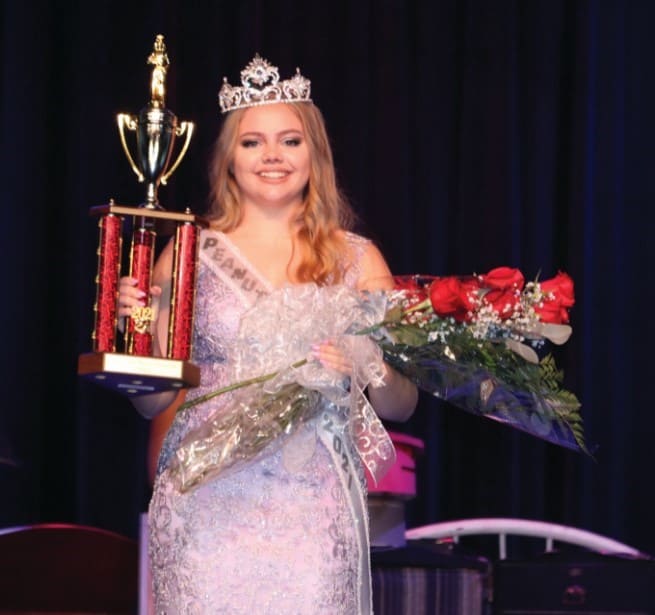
[317,408,372,615]
[199,229,271,307]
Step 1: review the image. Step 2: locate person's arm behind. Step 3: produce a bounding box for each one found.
[117,239,181,419]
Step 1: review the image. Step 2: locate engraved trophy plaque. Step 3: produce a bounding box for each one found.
[78,35,206,396]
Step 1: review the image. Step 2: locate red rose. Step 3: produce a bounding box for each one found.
[480,266,525,291]
[534,271,575,324]
[484,287,521,318]
[429,276,480,322]
[541,271,575,307]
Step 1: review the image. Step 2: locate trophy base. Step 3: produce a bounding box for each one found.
[78,352,200,396]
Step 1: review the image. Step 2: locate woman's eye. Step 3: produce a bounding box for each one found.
[283,138,302,147]
[241,139,260,148]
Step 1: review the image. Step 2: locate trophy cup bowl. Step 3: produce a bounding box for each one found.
[117,107,194,210]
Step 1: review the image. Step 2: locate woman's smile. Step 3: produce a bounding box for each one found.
[232,103,310,210]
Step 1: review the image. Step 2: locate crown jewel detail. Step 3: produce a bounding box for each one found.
[218,54,312,113]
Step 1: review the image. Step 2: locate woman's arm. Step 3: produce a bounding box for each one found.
[357,241,418,422]
[147,391,184,483]
[117,239,183,419]
[312,238,419,422]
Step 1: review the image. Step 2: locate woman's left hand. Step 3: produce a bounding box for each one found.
[311,340,353,376]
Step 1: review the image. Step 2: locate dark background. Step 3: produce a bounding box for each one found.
[2,0,653,556]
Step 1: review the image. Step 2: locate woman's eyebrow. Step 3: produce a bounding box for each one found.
[238,128,304,138]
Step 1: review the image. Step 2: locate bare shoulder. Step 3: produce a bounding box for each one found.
[337,231,393,290]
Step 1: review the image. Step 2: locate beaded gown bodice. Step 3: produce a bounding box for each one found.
[149,230,372,614]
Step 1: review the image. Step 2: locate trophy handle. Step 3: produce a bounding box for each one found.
[161,121,195,185]
[117,113,145,182]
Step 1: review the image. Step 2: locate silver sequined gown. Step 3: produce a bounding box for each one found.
[149,230,372,614]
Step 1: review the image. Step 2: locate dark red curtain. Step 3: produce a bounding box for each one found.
[2,0,653,555]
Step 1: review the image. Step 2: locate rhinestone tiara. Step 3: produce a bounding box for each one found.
[218,54,312,114]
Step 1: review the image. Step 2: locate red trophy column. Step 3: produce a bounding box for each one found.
[125,224,156,356]
[169,219,199,360]
[92,214,123,353]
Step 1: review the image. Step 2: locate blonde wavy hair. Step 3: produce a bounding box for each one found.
[207,102,355,285]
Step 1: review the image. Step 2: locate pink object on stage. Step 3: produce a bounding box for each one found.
[366,431,425,548]
[366,431,424,497]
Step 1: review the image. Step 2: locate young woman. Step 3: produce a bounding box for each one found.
[119,55,417,614]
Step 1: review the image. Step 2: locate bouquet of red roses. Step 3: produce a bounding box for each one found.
[374,268,584,453]
[173,267,585,492]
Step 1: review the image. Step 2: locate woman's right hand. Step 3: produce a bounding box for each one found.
[118,276,162,316]
[117,275,178,418]
[117,276,162,331]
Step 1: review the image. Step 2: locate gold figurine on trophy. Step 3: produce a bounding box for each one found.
[148,34,169,106]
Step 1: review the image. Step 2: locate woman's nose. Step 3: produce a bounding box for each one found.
[262,144,282,162]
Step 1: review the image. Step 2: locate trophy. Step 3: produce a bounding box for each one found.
[78,35,206,396]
